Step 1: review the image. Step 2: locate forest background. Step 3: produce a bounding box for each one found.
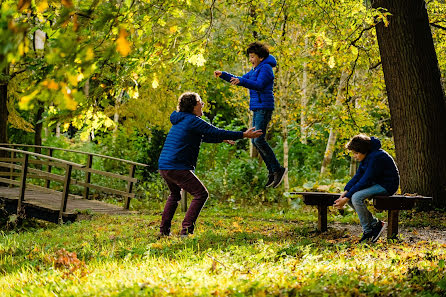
[1,0,446,208]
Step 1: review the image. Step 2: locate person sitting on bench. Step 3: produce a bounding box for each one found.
[334,134,400,243]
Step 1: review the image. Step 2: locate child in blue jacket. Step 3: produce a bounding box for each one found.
[334,134,400,243]
[214,42,286,188]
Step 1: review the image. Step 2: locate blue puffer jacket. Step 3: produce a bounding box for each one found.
[344,137,400,198]
[219,55,276,110]
[158,111,244,170]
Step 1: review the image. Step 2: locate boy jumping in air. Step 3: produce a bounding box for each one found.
[214,42,287,188]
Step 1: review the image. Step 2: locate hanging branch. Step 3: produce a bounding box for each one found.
[430,23,446,31]
[343,50,360,129]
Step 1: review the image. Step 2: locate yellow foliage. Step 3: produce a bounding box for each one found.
[152,77,159,89]
[61,87,78,110]
[169,26,178,34]
[42,79,59,90]
[116,29,131,57]
[7,100,34,132]
[36,0,48,12]
[19,90,39,110]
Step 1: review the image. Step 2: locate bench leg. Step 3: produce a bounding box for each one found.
[317,205,328,232]
[387,210,399,239]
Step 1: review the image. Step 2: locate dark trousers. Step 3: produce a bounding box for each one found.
[251,109,281,173]
[159,170,209,235]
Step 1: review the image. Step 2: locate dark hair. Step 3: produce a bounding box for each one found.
[346,134,372,154]
[177,92,200,113]
[246,42,270,59]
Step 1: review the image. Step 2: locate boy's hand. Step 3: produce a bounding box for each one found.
[230,77,240,85]
[243,127,263,138]
[223,140,236,145]
[334,197,349,210]
[214,70,222,78]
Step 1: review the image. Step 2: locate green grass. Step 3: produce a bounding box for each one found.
[0,202,445,296]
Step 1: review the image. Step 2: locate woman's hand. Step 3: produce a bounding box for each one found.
[223,140,236,145]
[243,127,263,138]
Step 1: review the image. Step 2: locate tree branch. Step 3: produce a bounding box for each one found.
[430,23,446,31]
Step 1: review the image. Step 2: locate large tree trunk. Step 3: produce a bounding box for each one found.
[372,0,446,207]
[0,65,8,147]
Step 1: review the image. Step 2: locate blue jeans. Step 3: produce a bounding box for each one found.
[348,184,388,234]
[251,109,281,173]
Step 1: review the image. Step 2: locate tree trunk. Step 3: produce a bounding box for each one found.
[0,64,8,147]
[320,71,348,177]
[34,104,44,154]
[372,0,446,207]
[301,37,310,144]
[56,122,61,137]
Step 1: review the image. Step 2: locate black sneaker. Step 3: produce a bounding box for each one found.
[265,173,275,188]
[272,167,287,188]
[358,232,373,243]
[371,221,385,243]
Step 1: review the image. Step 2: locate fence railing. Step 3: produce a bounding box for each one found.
[0,144,147,221]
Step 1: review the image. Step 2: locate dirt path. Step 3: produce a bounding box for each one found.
[331,222,446,244]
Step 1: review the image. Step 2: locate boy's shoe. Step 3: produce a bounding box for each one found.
[272,167,288,188]
[358,232,374,243]
[371,221,385,243]
[265,173,275,188]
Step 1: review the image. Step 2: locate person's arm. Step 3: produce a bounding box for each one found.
[215,71,239,83]
[194,117,261,143]
[344,167,363,192]
[237,65,273,91]
[345,157,382,198]
[334,190,349,209]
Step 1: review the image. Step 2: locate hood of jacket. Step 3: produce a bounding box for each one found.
[170,111,190,125]
[370,137,382,152]
[257,55,277,69]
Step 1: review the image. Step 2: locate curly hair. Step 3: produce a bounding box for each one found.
[246,42,270,59]
[346,134,372,154]
[177,92,200,113]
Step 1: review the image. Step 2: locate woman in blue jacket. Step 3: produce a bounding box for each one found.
[334,135,400,243]
[214,42,286,188]
[158,92,262,237]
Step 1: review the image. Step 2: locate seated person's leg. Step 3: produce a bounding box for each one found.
[351,184,387,234]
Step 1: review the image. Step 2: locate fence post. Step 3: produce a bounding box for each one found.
[83,154,93,200]
[45,148,53,188]
[17,154,29,216]
[59,164,73,224]
[9,151,15,187]
[124,164,136,209]
[180,189,188,212]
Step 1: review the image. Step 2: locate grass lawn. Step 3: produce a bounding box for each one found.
[0,201,445,296]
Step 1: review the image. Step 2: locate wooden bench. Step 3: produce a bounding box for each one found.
[291,192,432,239]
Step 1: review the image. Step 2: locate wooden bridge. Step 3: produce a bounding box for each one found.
[0,144,147,223]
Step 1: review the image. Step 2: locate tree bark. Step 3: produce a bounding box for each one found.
[372,0,446,207]
[301,37,310,144]
[0,64,8,147]
[34,104,44,154]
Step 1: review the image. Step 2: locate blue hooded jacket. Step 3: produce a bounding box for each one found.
[344,137,400,198]
[158,111,244,170]
[219,55,277,110]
